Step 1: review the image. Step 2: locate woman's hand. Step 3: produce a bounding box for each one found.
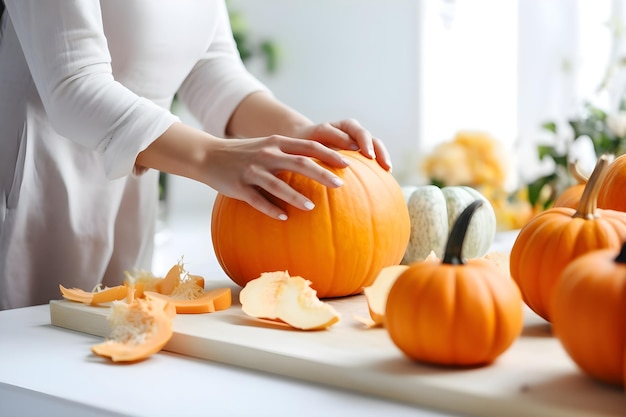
[226,92,392,172]
[137,122,351,220]
[202,135,351,220]
[293,118,393,172]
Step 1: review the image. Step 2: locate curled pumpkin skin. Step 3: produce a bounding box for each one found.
[91,293,176,363]
[385,201,524,366]
[59,260,231,315]
[59,284,128,305]
[510,155,626,322]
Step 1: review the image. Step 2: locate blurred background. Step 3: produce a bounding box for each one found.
[163,0,626,231]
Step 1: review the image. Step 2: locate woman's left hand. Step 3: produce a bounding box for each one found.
[294,119,392,172]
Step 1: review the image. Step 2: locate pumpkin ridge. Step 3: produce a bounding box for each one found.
[318,172,337,297]
[512,218,556,316]
[538,219,583,318]
[232,197,249,284]
[352,152,409,272]
[350,156,381,285]
[454,266,493,364]
[414,265,440,358]
[469,266,498,363]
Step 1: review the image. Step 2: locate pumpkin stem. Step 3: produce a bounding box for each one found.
[568,160,588,185]
[442,200,483,266]
[573,154,613,220]
[614,242,626,264]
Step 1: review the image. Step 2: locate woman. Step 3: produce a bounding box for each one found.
[0,1,391,309]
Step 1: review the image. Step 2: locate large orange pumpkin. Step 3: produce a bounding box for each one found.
[598,153,626,212]
[211,150,410,298]
[385,200,524,366]
[510,155,626,322]
[551,242,626,387]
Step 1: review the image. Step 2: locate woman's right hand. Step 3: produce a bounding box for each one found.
[202,135,350,220]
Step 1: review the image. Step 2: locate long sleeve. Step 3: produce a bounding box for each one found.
[176,0,269,137]
[4,0,179,179]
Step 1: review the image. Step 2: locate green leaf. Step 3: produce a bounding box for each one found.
[526,174,556,207]
[537,145,560,160]
[541,121,557,134]
[260,41,280,74]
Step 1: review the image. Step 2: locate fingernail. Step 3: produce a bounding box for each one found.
[367,146,375,158]
[331,176,344,186]
[304,200,315,210]
[349,143,359,150]
[278,213,288,221]
[341,157,351,166]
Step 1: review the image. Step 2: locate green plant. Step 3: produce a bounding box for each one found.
[527,101,626,209]
[228,2,280,74]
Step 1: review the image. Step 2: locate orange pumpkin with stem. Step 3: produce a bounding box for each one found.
[551,242,626,387]
[553,160,588,209]
[211,150,410,298]
[385,200,524,366]
[598,153,626,212]
[510,154,626,322]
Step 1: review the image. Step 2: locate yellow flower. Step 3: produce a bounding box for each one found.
[422,130,509,189]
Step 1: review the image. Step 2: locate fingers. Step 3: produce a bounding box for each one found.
[233,138,347,220]
[372,137,392,172]
[279,136,349,169]
[314,119,391,171]
[330,119,375,158]
[261,138,347,192]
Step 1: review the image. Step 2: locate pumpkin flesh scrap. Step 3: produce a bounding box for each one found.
[145,287,232,314]
[91,294,176,362]
[240,271,340,330]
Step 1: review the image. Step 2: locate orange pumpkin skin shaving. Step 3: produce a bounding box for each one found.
[59,284,128,305]
[144,287,232,314]
[211,150,410,298]
[510,155,626,322]
[551,244,626,386]
[91,294,176,362]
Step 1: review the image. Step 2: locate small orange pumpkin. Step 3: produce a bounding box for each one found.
[598,153,626,212]
[385,200,524,366]
[510,155,626,322]
[553,160,588,209]
[211,150,410,298]
[551,242,626,387]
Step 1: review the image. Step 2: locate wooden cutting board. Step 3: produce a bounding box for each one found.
[49,284,625,417]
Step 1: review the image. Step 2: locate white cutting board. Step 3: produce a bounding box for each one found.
[49,284,625,417]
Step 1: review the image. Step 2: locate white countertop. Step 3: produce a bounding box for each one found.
[0,208,466,417]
